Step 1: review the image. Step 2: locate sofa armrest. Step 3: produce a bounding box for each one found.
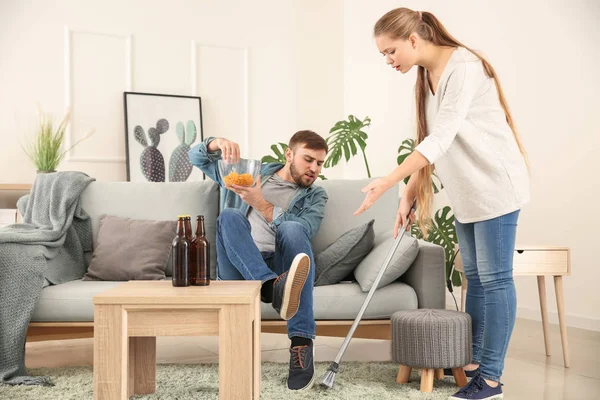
[399,239,445,309]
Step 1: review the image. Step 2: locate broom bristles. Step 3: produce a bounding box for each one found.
[320,362,339,388]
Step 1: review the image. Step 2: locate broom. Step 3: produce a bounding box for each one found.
[320,199,417,389]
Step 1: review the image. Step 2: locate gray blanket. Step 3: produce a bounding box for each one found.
[0,171,94,386]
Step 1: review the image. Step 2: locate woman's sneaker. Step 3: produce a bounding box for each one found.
[272,253,310,320]
[448,371,503,400]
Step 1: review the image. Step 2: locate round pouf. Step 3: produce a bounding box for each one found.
[390,309,472,392]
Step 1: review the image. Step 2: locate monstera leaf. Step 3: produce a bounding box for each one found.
[261,143,288,164]
[325,115,372,178]
[397,138,443,194]
[411,206,461,286]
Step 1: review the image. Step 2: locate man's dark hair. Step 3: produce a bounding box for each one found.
[288,130,328,153]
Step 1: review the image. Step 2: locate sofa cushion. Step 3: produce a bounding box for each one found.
[31,280,123,322]
[312,179,399,255]
[261,281,418,320]
[31,280,417,322]
[80,180,219,279]
[354,230,420,292]
[314,219,375,286]
[82,215,176,281]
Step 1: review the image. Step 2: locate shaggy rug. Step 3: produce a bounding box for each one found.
[0,362,461,399]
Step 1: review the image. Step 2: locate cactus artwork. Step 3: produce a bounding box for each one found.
[134,118,169,182]
[169,120,197,182]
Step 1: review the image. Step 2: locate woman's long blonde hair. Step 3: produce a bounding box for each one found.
[374,8,527,234]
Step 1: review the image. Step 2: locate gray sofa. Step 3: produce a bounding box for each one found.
[29,178,445,338]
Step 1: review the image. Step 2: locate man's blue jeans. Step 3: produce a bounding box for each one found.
[215,208,316,340]
[455,210,520,382]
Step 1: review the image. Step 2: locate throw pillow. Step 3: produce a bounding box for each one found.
[353,229,419,292]
[314,219,375,286]
[83,215,176,281]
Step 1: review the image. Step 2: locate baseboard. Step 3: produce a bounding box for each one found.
[445,299,600,332]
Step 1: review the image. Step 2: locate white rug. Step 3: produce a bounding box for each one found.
[0,362,461,399]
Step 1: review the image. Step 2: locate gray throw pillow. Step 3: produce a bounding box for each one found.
[83,215,176,281]
[354,229,419,291]
[314,220,375,286]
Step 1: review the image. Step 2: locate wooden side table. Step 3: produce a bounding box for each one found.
[455,246,571,367]
[93,280,262,399]
[0,184,32,225]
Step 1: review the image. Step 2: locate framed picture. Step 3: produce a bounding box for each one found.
[124,92,204,182]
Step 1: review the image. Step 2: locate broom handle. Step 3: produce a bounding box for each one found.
[333,199,416,364]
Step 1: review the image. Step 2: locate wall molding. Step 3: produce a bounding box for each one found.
[64,26,132,163]
[190,41,249,157]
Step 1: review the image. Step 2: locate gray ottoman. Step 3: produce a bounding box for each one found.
[391,309,472,392]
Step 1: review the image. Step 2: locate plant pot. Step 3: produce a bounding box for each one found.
[37,170,57,174]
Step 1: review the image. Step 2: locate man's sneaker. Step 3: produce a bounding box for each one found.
[288,341,315,390]
[448,372,503,400]
[444,367,480,378]
[272,253,310,320]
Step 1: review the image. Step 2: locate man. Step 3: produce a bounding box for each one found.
[189,130,328,391]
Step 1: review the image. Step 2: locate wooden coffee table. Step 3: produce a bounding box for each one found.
[93,280,261,399]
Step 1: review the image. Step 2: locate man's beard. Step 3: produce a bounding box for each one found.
[290,161,313,188]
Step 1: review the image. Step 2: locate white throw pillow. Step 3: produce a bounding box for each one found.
[354,229,419,291]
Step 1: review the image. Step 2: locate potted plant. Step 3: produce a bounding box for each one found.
[22,105,94,173]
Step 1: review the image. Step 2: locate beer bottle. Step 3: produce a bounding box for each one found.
[172,215,190,287]
[184,216,195,284]
[192,215,210,286]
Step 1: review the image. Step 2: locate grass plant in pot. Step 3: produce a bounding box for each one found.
[22,105,94,173]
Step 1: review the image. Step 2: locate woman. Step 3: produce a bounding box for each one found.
[354,8,530,400]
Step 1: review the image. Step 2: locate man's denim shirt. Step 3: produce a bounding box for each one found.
[188,137,328,239]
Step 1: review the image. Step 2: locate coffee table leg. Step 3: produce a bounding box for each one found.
[94,305,127,400]
[220,304,253,400]
[128,337,156,396]
[253,297,261,399]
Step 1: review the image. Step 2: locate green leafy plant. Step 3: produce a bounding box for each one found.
[22,105,94,172]
[261,143,288,164]
[325,115,372,178]
[411,206,461,286]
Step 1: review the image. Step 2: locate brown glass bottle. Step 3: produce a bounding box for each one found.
[191,215,210,286]
[184,216,195,284]
[172,216,190,287]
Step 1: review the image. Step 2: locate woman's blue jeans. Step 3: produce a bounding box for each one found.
[455,210,520,382]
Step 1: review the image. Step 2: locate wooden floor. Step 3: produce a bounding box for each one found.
[25,318,600,399]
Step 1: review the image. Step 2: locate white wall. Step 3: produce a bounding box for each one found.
[343,0,600,330]
[0,0,345,183]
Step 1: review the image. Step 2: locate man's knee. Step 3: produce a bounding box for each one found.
[277,221,309,241]
[217,208,246,225]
